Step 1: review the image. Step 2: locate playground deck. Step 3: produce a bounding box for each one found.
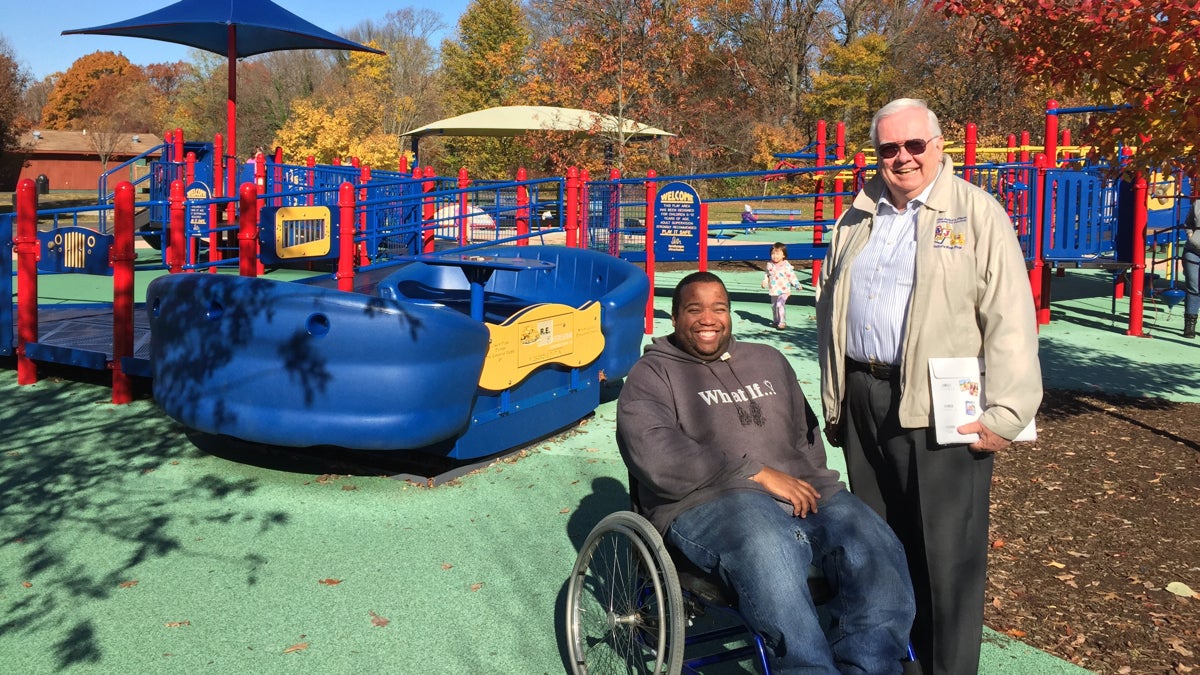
[1,267,1196,674]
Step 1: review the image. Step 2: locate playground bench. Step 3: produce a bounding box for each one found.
[754,208,804,218]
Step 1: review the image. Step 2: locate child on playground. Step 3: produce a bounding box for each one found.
[742,204,758,234]
[762,242,802,329]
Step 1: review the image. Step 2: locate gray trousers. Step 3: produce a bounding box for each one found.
[841,369,994,675]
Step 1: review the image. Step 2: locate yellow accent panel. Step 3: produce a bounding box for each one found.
[274,206,331,258]
[1148,171,1176,211]
[479,302,604,391]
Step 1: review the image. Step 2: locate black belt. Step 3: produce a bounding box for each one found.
[847,359,899,380]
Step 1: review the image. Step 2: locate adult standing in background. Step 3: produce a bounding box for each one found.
[815,98,1043,675]
[1183,198,1199,338]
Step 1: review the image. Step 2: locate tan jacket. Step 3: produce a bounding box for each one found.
[816,156,1042,441]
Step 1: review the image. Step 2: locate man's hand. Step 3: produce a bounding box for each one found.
[750,466,820,517]
[956,420,1011,453]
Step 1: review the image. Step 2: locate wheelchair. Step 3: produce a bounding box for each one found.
[565,510,921,674]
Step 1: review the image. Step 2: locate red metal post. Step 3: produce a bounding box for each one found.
[579,168,590,249]
[699,202,709,273]
[1029,154,1049,325]
[398,155,408,174]
[238,183,259,277]
[168,180,186,273]
[457,167,470,246]
[565,167,580,249]
[111,182,135,404]
[359,166,371,266]
[813,120,827,284]
[1127,173,1148,336]
[607,168,620,256]
[643,170,657,334]
[833,122,846,219]
[814,119,826,223]
[516,167,530,245]
[15,179,38,385]
[1043,100,1059,168]
[338,182,357,292]
[185,151,196,186]
[306,156,316,206]
[964,123,977,182]
[173,128,184,172]
[422,166,436,253]
[209,134,224,269]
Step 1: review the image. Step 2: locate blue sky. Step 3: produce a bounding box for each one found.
[3,0,471,81]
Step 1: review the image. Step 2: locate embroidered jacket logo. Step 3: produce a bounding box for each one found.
[934,217,967,249]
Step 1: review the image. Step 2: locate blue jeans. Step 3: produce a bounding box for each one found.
[1184,248,1199,315]
[667,489,915,674]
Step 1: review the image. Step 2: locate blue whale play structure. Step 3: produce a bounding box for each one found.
[146,245,649,460]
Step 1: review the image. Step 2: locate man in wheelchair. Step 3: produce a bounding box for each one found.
[617,272,916,673]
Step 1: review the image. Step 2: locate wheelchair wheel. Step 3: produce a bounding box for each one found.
[566,511,685,674]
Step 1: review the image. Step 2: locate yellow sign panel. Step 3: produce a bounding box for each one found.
[274,206,331,258]
[1148,170,1176,211]
[479,302,605,391]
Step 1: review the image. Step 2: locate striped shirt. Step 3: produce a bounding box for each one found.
[844,179,937,365]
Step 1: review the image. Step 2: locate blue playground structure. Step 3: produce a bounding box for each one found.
[4,103,1196,465]
[146,245,647,459]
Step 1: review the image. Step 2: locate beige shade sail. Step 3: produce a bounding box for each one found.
[402,106,675,139]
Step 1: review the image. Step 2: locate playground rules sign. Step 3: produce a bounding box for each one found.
[653,181,701,262]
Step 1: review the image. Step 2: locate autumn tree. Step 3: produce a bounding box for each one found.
[40,52,140,130]
[272,45,404,168]
[346,9,446,162]
[77,69,158,170]
[886,8,1049,149]
[937,0,1200,177]
[0,36,32,188]
[801,34,895,148]
[163,50,329,157]
[438,0,532,178]
[525,0,749,175]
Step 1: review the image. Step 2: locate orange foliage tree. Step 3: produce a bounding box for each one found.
[937,0,1200,177]
[523,0,750,176]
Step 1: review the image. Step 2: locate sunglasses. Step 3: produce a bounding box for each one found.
[876,136,940,160]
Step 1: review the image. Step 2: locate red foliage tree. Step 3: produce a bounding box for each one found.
[936,0,1200,177]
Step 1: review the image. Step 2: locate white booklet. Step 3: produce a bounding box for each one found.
[928,357,1037,445]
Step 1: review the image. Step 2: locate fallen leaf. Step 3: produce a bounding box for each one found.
[21,582,32,588]
[318,578,343,586]
[119,580,139,589]
[369,611,389,627]
[1047,561,1067,569]
[559,508,570,514]
[164,621,191,628]
[283,642,309,654]
[1166,581,1197,598]
[470,582,484,592]
[991,539,1005,549]
[441,563,453,570]
[1005,628,1027,638]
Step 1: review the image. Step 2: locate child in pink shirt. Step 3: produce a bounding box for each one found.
[762,242,802,329]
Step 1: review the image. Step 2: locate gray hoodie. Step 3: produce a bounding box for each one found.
[616,335,845,534]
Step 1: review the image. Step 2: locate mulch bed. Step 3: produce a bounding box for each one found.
[986,390,1199,674]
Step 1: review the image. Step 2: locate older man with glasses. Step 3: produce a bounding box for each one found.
[815,98,1042,675]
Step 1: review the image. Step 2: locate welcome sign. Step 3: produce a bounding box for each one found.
[653,181,701,262]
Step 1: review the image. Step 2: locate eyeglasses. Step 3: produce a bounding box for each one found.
[876,136,940,160]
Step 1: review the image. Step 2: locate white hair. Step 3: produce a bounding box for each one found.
[870,98,943,147]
